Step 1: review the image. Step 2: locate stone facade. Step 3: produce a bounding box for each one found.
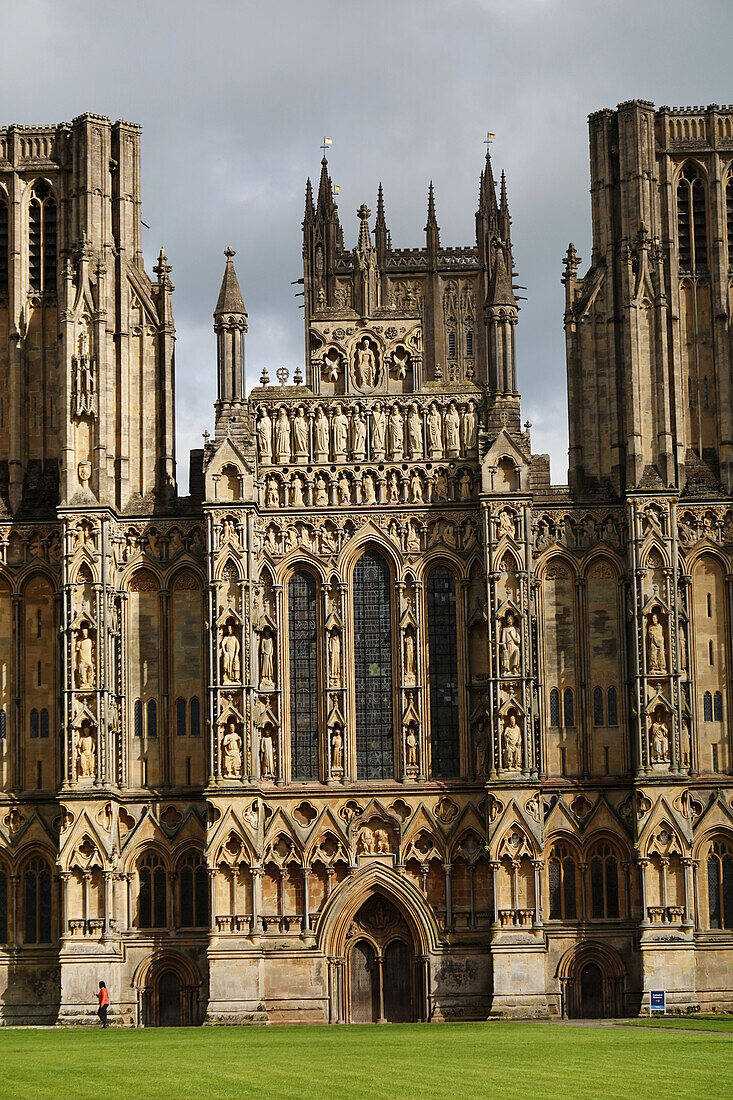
[0,102,732,1026]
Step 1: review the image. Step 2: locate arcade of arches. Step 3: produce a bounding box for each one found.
[3,103,733,1025]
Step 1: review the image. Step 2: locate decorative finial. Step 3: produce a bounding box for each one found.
[224,245,236,260]
[293,367,303,386]
[276,367,289,387]
[259,368,270,387]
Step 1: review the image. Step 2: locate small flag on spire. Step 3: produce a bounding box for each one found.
[321,136,333,156]
[485,132,495,145]
[333,184,341,194]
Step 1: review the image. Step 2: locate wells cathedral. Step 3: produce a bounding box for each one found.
[0,100,732,1027]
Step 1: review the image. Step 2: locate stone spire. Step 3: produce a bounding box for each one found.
[214,247,247,411]
[425,181,440,257]
[374,182,389,266]
[354,204,378,317]
[215,246,248,319]
[304,177,315,226]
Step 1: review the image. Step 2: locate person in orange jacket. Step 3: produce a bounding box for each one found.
[97,981,110,1028]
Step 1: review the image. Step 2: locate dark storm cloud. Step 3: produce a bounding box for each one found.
[2,0,731,487]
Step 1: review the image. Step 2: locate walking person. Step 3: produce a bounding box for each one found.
[97,981,110,1028]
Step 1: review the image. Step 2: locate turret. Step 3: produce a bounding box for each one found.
[214,246,247,416]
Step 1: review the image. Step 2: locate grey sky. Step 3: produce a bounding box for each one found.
[2,0,731,489]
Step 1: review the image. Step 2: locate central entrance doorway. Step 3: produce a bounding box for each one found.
[347,894,416,1023]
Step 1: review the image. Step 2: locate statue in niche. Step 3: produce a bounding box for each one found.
[650,709,670,762]
[75,625,95,689]
[329,628,341,685]
[286,527,298,553]
[427,403,443,458]
[257,409,273,463]
[259,628,275,691]
[445,401,460,457]
[352,407,367,459]
[314,405,329,462]
[647,611,667,673]
[405,722,419,769]
[406,524,420,553]
[266,477,279,508]
[463,400,478,454]
[338,473,351,504]
[331,725,344,771]
[275,407,291,464]
[260,723,276,780]
[316,286,327,309]
[463,519,477,550]
[500,611,521,675]
[355,337,377,388]
[357,830,375,855]
[220,621,241,684]
[221,718,242,779]
[371,402,386,458]
[498,509,516,539]
[474,718,489,777]
[375,829,390,854]
[433,469,449,501]
[410,470,423,503]
[459,471,472,501]
[403,626,417,684]
[252,586,267,632]
[221,517,236,544]
[291,475,304,507]
[320,526,337,555]
[392,347,409,380]
[388,472,400,502]
[679,623,687,671]
[407,403,423,457]
[332,404,348,459]
[293,406,309,461]
[315,475,329,507]
[265,528,279,554]
[502,713,522,770]
[363,472,377,505]
[388,405,404,458]
[77,719,96,780]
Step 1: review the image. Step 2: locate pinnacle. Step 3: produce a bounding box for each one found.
[214,247,247,316]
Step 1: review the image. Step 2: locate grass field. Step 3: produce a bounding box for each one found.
[628,1015,733,1033]
[1,1021,732,1100]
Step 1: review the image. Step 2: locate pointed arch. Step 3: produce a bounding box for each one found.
[352,547,395,780]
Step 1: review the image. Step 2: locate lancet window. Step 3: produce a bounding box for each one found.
[677,163,708,274]
[427,566,460,778]
[24,857,52,943]
[179,852,208,928]
[354,550,394,779]
[138,852,167,929]
[589,841,620,919]
[28,180,57,295]
[548,843,577,920]
[707,838,733,930]
[0,193,8,297]
[288,571,319,780]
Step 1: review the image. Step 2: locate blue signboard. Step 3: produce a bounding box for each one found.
[650,990,666,1013]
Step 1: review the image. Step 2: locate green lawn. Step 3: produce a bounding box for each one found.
[0,1021,731,1100]
[627,1015,733,1033]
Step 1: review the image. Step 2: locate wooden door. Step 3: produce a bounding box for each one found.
[383,939,413,1022]
[158,970,182,1027]
[349,940,378,1023]
[580,962,604,1018]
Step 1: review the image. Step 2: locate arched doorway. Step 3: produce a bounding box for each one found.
[158,970,182,1027]
[346,894,417,1023]
[579,962,604,1018]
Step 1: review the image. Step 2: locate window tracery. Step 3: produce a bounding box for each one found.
[354,550,394,779]
[28,180,56,296]
[548,843,577,920]
[707,837,733,930]
[677,163,708,274]
[24,857,52,943]
[589,841,620,919]
[138,851,167,929]
[288,571,319,780]
[427,566,459,778]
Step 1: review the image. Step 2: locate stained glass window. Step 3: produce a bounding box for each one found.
[289,571,319,780]
[708,839,733,929]
[549,688,560,727]
[427,567,459,778]
[138,852,166,929]
[24,858,51,943]
[179,852,208,928]
[354,550,394,779]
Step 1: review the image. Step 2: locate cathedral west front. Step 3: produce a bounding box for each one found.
[0,101,732,1025]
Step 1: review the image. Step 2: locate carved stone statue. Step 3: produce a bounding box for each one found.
[331,725,344,771]
[363,472,377,505]
[252,586,267,632]
[221,718,242,778]
[410,470,423,503]
[651,710,670,762]
[259,628,275,691]
[355,337,377,389]
[291,475,304,507]
[498,509,516,539]
[338,473,351,504]
[474,718,489,777]
[502,713,522,770]
[459,471,472,501]
[388,472,400,502]
[433,469,449,501]
[647,611,667,673]
[275,407,291,463]
[407,403,423,457]
[406,524,420,553]
[406,722,419,769]
[463,399,478,453]
[315,475,329,507]
[403,627,417,685]
[220,621,241,683]
[371,402,386,458]
[352,407,367,459]
[260,724,276,779]
[314,405,329,462]
[375,829,390,854]
[266,477,279,508]
[500,612,521,675]
[445,401,460,457]
[257,409,273,462]
[292,405,309,461]
[75,625,95,688]
[388,405,404,458]
[332,404,348,459]
[427,403,443,458]
[329,628,341,685]
[77,720,95,779]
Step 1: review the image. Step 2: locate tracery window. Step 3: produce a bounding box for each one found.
[590,841,620,919]
[0,193,8,298]
[549,688,560,727]
[30,709,39,739]
[707,838,733,929]
[190,697,201,737]
[548,843,577,920]
[704,691,713,721]
[133,699,143,738]
[714,691,723,721]
[24,857,52,943]
[354,550,394,779]
[179,851,208,928]
[607,686,618,726]
[28,180,57,296]
[465,330,473,357]
[138,852,167,929]
[288,571,319,780]
[147,699,157,738]
[593,687,604,726]
[677,163,708,274]
[448,331,456,358]
[563,688,575,727]
[427,566,460,778]
[176,696,187,737]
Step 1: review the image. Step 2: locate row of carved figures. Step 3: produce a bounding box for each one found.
[261,465,474,509]
[254,514,479,557]
[255,399,479,465]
